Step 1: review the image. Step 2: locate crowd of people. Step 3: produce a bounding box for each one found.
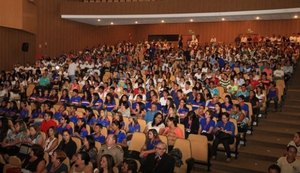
[0,33,299,172]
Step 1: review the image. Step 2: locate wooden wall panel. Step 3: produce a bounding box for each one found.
[0,27,35,70]
[36,0,300,57]
[0,0,23,30]
[22,0,38,34]
[134,20,300,44]
[61,0,300,15]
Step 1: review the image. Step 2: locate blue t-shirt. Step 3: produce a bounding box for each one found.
[128,123,141,133]
[191,100,205,111]
[57,124,73,135]
[70,96,81,105]
[221,103,233,112]
[19,108,29,119]
[92,133,106,144]
[97,118,110,127]
[216,121,235,136]
[199,118,215,132]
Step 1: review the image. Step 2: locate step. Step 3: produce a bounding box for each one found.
[239,142,285,161]
[261,119,300,129]
[210,155,270,173]
[247,131,292,149]
[266,112,300,122]
[254,124,297,137]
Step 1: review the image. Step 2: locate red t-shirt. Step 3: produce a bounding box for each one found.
[41,119,57,133]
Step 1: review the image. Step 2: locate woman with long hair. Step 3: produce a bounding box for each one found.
[139,129,161,158]
[95,154,115,173]
[144,112,165,134]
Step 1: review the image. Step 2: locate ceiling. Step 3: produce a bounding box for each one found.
[61,8,300,26]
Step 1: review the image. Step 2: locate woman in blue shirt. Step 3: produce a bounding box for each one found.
[97,109,110,128]
[91,93,103,110]
[59,89,70,105]
[81,91,92,108]
[104,93,116,112]
[211,112,235,162]
[191,93,206,111]
[139,129,161,158]
[199,110,215,141]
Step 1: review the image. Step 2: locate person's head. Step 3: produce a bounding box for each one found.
[15,120,27,133]
[268,164,281,173]
[221,112,230,123]
[99,154,115,172]
[62,129,71,142]
[29,125,40,137]
[152,112,163,126]
[75,151,90,166]
[286,145,298,160]
[111,120,121,131]
[94,123,103,134]
[83,135,95,150]
[30,144,44,159]
[147,129,159,140]
[205,109,213,119]
[155,142,167,157]
[233,104,241,112]
[293,132,300,145]
[106,134,117,147]
[44,112,53,121]
[224,95,232,104]
[150,103,157,112]
[238,95,245,103]
[121,159,138,173]
[167,117,178,127]
[51,150,67,164]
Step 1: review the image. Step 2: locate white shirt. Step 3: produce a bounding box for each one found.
[68,62,77,76]
[277,156,300,173]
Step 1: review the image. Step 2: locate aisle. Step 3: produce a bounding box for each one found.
[193,63,300,173]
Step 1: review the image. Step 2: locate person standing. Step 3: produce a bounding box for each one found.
[68,59,77,82]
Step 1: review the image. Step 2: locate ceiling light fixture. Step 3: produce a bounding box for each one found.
[161,20,165,23]
[97,19,101,22]
[221,18,225,21]
[135,21,138,24]
[256,16,260,20]
[190,19,194,22]
[294,15,298,19]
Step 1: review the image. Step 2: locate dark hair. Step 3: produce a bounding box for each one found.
[268,164,281,173]
[98,154,115,173]
[152,112,164,127]
[112,120,121,130]
[123,159,138,173]
[168,117,178,127]
[221,112,230,119]
[31,144,44,158]
[85,135,95,149]
[287,145,298,152]
[233,104,241,111]
[78,151,90,165]
[225,95,233,105]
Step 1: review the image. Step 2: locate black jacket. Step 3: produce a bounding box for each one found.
[141,153,175,173]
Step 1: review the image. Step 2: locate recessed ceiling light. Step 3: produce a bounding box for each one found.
[161,20,165,23]
[135,21,138,24]
[190,19,194,22]
[97,19,101,22]
[221,18,225,21]
[294,15,298,19]
[256,16,260,20]
[110,22,114,25]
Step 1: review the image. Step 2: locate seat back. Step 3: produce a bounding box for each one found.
[173,138,192,173]
[158,135,168,153]
[128,132,146,152]
[137,119,147,132]
[188,134,208,163]
[71,137,82,152]
[95,141,101,151]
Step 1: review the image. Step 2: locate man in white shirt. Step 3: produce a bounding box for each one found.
[277,146,300,173]
[68,59,77,82]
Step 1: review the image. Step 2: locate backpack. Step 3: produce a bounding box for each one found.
[169,148,183,167]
